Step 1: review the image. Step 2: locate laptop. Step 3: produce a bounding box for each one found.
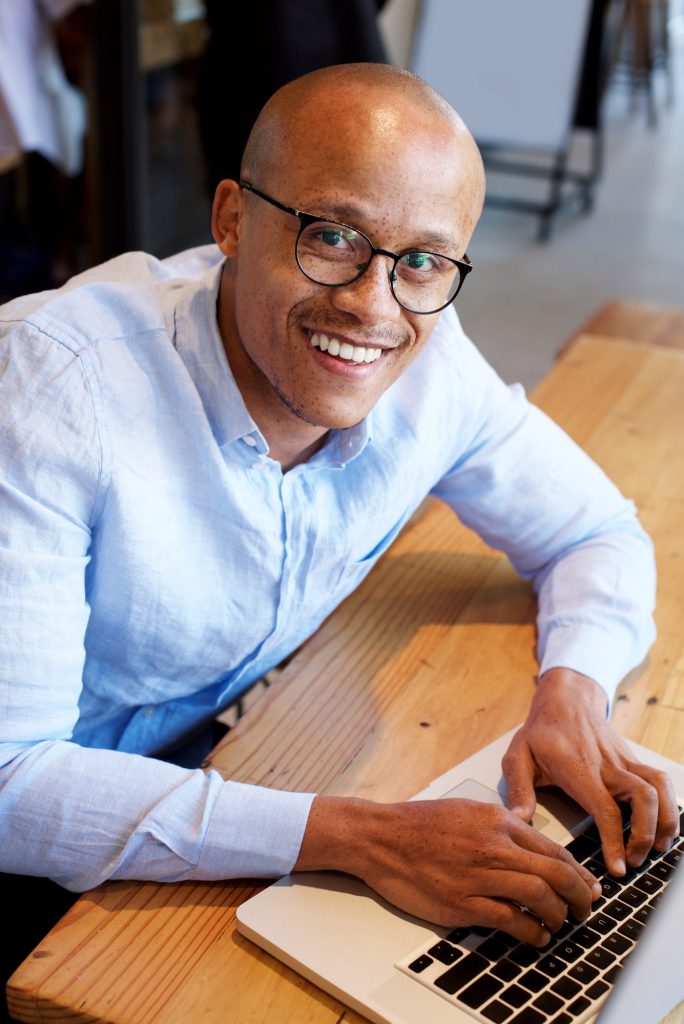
[236,726,684,1024]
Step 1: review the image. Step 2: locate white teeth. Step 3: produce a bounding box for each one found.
[309,332,382,364]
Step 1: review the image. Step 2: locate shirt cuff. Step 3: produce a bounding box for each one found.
[196,778,316,879]
[539,625,633,717]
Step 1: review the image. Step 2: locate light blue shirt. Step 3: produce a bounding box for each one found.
[0,245,655,890]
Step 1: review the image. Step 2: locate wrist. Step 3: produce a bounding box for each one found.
[535,667,608,719]
[294,795,389,877]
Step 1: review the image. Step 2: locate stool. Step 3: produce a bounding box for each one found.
[605,0,674,126]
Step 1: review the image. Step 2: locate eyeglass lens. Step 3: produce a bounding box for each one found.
[296,221,462,314]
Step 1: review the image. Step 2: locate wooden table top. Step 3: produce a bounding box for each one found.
[6,302,684,1024]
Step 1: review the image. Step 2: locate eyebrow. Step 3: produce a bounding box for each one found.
[303,197,461,256]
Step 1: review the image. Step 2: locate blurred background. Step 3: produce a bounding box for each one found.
[0,0,681,390]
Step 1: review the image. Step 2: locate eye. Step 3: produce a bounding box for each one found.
[399,251,438,274]
[312,224,359,250]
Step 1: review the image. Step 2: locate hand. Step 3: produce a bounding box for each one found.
[295,793,601,946]
[502,667,680,876]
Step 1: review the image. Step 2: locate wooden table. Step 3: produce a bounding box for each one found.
[6,301,684,1024]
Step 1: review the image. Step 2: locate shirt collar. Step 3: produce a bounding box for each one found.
[164,257,373,465]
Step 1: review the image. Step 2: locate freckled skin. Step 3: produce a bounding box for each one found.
[212,63,485,469]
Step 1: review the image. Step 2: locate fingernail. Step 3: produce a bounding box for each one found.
[591,881,602,901]
[612,858,626,876]
[538,929,551,947]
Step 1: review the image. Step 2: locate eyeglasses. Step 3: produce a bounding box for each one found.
[239,181,473,315]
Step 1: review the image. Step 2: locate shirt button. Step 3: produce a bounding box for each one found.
[144,706,155,717]
[243,435,257,447]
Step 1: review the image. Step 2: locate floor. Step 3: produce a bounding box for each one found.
[453,5,684,391]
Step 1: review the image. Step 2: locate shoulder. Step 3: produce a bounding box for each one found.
[0,245,223,357]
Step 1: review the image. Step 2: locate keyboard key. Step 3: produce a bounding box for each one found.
[536,953,565,978]
[634,874,663,897]
[551,976,582,999]
[599,877,622,899]
[518,968,547,993]
[552,918,578,941]
[566,833,600,862]
[587,912,614,934]
[460,974,504,1009]
[586,978,610,999]
[604,899,631,921]
[634,904,654,925]
[427,940,462,964]
[508,1008,545,1024]
[602,932,632,957]
[618,918,643,942]
[548,1015,572,1024]
[492,958,522,982]
[509,945,542,967]
[434,951,488,994]
[568,961,599,985]
[648,859,674,882]
[663,847,682,869]
[532,990,564,1015]
[407,954,432,973]
[572,926,600,949]
[500,984,531,1009]
[585,858,605,879]
[567,995,591,1016]
[478,937,515,961]
[586,946,616,970]
[618,885,648,908]
[554,940,584,963]
[604,963,624,985]
[445,927,470,944]
[482,1001,514,1023]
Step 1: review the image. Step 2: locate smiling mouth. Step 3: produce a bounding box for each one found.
[309,331,382,364]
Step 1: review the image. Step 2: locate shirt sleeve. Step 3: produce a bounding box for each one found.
[0,318,313,891]
[430,314,656,707]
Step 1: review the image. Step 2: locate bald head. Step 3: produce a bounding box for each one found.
[241,63,485,235]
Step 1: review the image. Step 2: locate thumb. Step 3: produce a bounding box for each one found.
[502,738,538,824]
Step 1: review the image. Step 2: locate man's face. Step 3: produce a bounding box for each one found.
[218,90,482,439]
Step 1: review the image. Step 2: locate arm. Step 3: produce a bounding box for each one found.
[0,317,312,889]
[502,668,679,875]
[428,318,677,872]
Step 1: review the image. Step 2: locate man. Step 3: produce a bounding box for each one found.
[0,63,677,961]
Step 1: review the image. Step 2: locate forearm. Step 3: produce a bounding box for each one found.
[0,740,313,889]
[535,519,656,704]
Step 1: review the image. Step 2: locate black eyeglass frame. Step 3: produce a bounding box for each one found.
[239,181,473,315]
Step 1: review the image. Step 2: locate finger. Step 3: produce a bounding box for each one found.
[617,771,659,867]
[475,869,570,934]
[501,736,538,823]
[620,764,679,864]
[512,822,602,907]
[586,792,627,876]
[629,763,680,853]
[459,895,552,947]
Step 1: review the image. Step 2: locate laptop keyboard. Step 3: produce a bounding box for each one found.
[395,806,683,1024]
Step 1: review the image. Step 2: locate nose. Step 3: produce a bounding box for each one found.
[330,253,402,322]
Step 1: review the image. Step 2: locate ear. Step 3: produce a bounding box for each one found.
[211,179,243,257]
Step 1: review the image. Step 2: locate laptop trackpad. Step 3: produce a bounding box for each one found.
[441,777,550,831]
